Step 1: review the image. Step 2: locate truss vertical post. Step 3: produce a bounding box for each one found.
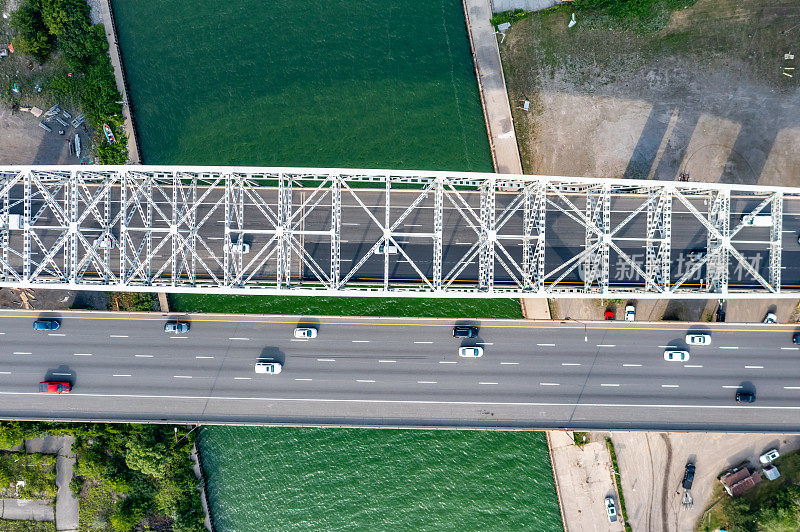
[432,178,444,291]
[383,177,391,291]
[1,173,8,281]
[706,189,730,294]
[23,170,31,281]
[67,169,78,284]
[584,184,610,293]
[479,179,496,291]
[330,176,341,289]
[645,188,672,292]
[277,173,292,288]
[190,175,197,285]
[120,170,128,286]
[522,181,546,291]
[770,193,783,292]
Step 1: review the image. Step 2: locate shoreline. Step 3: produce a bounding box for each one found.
[95,0,142,164]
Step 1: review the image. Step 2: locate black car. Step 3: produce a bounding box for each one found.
[736,392,756,404]
[793,333,800,345]
[453,326,478,339]
[682,463,695,490]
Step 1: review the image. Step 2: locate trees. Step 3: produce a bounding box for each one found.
[9,0,53,62]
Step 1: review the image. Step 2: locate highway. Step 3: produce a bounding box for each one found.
[2,310,800,431]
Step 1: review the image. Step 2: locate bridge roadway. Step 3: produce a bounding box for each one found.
[2,310,800,431]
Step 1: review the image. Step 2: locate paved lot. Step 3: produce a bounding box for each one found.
[0,106,75,165]
[611,431,800,532]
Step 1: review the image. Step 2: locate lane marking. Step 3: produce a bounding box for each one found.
[234,377,252,380]
[719,346,739,350]
[537,343,556,347]
[378,360,396,363]
[171,336,188,339]
[745,365,764,369]
[781,347,800,351]
[356,379,375,383]
[562,363,581,366]
[317,358,336,362]
[52,372,71,376]
[784,386,800,390]
[661,384,679,388]
[658,345,678,349]
[418,381,438,384]
[539,382,560,386]
[500,362,519,365]
[414,341,433,344]
[110,335,128,338]
[73,353,92,356]
[195,356,214,359]
[48,333,65,337]
[352,340,370,343]
[623,363,642,367]
[173,375,192,379]
[684,364,703,368]
[13,352,31,355]
[112,374,131,377]
[476,342,494,346]
[597,344,616,348]
[479,382,499,385]
[228,337,250,341]
[135,354,154,358]
[722,385,743,389]
[0,371,10,375]
[439,361,457,364]
[291,339,309,342]
[600,383,620,387]
[294,378,313,381]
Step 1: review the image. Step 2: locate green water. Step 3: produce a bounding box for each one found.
[111,0,492,171]
[199,427,562,531]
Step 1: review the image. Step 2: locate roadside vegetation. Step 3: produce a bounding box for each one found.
[606,438,632,532]
[108,292,159,312]
[0,421,204,532]
[2,0,128,163]
[0,521,55,531]
[703,450,800,532]
[0,452,57,499]
[168,293,524,319]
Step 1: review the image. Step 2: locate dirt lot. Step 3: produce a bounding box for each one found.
[500,0,800,186]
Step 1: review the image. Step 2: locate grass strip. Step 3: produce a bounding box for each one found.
[606,437,633,532]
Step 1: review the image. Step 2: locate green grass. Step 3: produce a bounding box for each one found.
[168,293,523,319]
[606,438,633,532]
[0,520,56,532]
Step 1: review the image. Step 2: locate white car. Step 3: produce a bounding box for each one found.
[625,305,635,321]
[686,334,711,345]
[293,327,318,339]
[376,244,398,254]
[664,350,690,362]
[458,346,483,358]
[604,497,617,523]
[229,241,250,254]
[760,449,780,464]
[94,236,115,249]
[254,361,282,374]
[764,312,777,324]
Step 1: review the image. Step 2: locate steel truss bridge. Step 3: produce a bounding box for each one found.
[0,166,798,299]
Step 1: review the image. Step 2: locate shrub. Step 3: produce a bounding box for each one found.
[9,0,54,62]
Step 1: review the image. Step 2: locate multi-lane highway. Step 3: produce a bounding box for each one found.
[2,310,800,431]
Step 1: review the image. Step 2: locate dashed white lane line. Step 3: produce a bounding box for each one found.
[317,358,336,362]
[658,345,677,348]
[745,365,764,369]
[112,374,131,377]
[439,361,457,364]
[781,347,800,351]
[476,342,494,346]
[135,354,154,358]
[562,363,581,366]
[378,360,396,363]
[294,378,313,382]
[170,336,188,340]
[719,346,739,350]
[0,333,5,335]
[622,363,642,367]
[291,339,309,342]
[234,377,251,380]
[352,340,370,343]
[479,382,499,385]
[601,383,620,387]
[539,382,560,386]
[597,344,616,348]
[661,384,679,388]
[784,386,800,390]
[418,381,438,384]
[722,385,743,389]
[13,352,31,355]
[173,375,192,379]
[52,372,71,376]
[356,379,375,383]
[684,364,703,368]
[48,333,65,337]
[228,337,250,341]
[537,343,556,347]
[73,353,92,356]
[0,371,10,375]
[500,362,519,365]
[110,335,128,338]
[195,356,214,359]
[414,341,433,344]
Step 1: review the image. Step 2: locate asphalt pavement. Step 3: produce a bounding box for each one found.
[2,310,800,431]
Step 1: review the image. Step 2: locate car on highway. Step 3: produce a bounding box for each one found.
[604,497,617,523]
[736,391,756,404]
[32,319,60,331]
[625,305,635,321]
[38,381,70,393]
[164,321,190,334]
[228,241,250,254]
[682,463,695,490]
[254,361,282,374]
[458,346,483,358]
[760,449,780,464]
[604,310,614,320]
[376,243,397,254]
[664,350,689,362]
[453,326,478,338]
[763,312,777,324]
[686,334,711,345]
[294,327,318,339]
[94,236,115,249]
[793,333,800,345]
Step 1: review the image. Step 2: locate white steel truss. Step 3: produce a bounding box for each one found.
[0,165,798,299]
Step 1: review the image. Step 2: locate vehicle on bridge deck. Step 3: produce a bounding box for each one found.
[686,334,711,345]
[744,214,772,227]
[604,497,617,523]
[294,327,318,339]
[38,381,70,393]
[664,350,689,362]
[453,326,478,338]
[458,346,483,358]
[32,319,60,331]
[228,241,250,254]
[736,391,756,404]
[255,361,282,374]
[376,244,398,255]
[164,321,190,334]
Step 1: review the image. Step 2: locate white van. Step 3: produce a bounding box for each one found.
[744,214,772,227]
[255,361,282,374]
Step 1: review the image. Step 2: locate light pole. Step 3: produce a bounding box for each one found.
[565,316,588,342]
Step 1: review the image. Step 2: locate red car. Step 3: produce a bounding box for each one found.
[604,310,615,320]
[38,381,71,393]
